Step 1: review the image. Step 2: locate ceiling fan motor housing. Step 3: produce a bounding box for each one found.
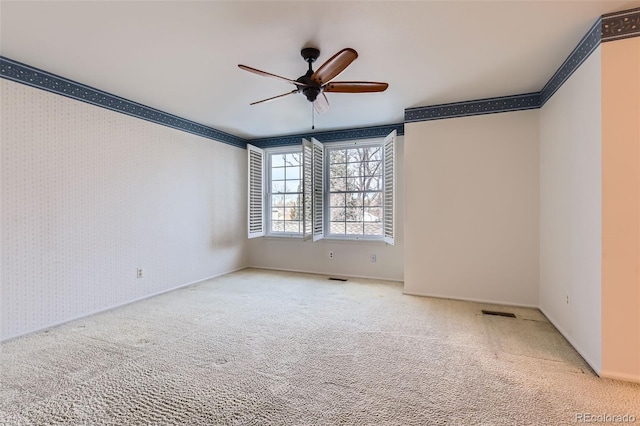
[296,66,321,102]
[302,86,320,102]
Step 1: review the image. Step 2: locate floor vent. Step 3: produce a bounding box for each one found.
[328,277,348,282]
[482,310,516,318]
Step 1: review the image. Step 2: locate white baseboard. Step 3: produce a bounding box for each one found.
[538,306,601,376]
[402,289,539,309]
[245,265,404,283]
[0,266,247,343]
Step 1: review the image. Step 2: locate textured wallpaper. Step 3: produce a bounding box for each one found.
[1,79,247,340]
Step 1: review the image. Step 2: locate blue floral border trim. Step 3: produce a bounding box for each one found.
[602,7,640,42]
[249,123,404,148]
[0,56,246,148]
[1,55,401,149]
[3,7,639,147]
[406,6,640,122]
[404,93,540,123]
[539,18,602,106]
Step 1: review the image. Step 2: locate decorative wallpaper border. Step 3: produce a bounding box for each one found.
[249,123,404,148]
[406,6,640,122]
[2,7,639,145]
[404,93,540,123]
[539,18,602,106]
[602,7,640,42]
[0,56,246,148]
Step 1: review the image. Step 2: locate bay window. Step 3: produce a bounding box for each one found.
[247,130,395,244]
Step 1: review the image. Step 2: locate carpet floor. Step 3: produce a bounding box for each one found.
[1,268,638,425]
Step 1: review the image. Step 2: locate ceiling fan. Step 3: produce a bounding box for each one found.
[238,47,388,115]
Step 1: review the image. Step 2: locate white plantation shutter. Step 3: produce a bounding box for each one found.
[302,139,313,241]
[383,131,396,245]
[247,144,265,239]
[312,138,324,241]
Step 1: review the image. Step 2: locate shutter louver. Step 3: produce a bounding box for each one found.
[247,144,265,238]
[383,131,396,245]
[312,138,324,241]
[302,139,313,241]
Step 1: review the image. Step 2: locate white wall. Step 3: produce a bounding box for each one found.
[404,110,539,307]
[247,137,404,282]
[538,47,602,373]
[0,80,248,341]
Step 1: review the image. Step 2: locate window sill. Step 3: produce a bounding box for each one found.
[320,236,389,244]
[259,235,389,245]
[263,234,303,240]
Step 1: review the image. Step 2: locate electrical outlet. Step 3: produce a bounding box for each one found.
[371,254,377,263]
[329,251,334,259]
[137,268,143,279]
[566,294,569,305]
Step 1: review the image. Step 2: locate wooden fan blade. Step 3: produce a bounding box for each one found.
[250,90,298,105]
[323,81,389,93]
[313,92,330,114]
[311,48,358,85]
[238,65,309,87]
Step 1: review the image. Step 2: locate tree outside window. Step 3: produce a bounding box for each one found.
[270,152,303,234]
[327,146,383,237]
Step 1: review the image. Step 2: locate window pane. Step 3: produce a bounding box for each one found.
[361,161,382,177]
[330,207,345,221]
[272,181,285,193]
[364,207,382,222]
[364,192,382,207]
[347,193,363,207]
[284,193,299,205]
[285,179,301,193]
[346,177,366,191]
[286,166,301,180]
[271,194,285,207]
[346,222,363,235]
[330,149,346,164]
[364,223,383,235]
[285,153,301,166]
[330,222,346,234]
[326,143,385,238]
[267,149,304,237]
[330,193,346,207]
[285,221,300,233]
[367,147,382,161]
[284,205,299,221]
[272,166,285,180]
[346,161,360,178]
[330,178,346,192]
[366,176,383,191]
[345,206,362,221]
[272,154,285,167]
[271,207,285,220]
[330,162,346,178]
[346,148,360,163]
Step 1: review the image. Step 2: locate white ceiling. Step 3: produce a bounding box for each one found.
[2,1,639,139]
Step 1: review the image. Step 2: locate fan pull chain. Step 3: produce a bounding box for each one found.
[311,104,315,130]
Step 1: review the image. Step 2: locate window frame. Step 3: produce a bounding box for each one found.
[265,146,304,239]
[322,138,387,242]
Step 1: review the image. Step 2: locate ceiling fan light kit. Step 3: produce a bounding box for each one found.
[238,47,389,117]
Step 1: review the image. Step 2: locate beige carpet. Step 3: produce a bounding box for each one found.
[1,268,638,425]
